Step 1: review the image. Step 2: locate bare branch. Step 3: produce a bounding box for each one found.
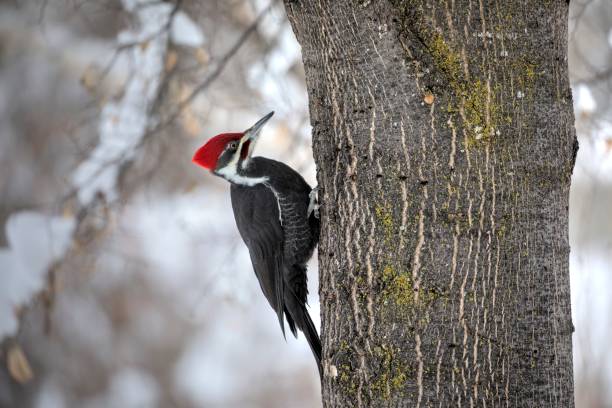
[148,1,274,135]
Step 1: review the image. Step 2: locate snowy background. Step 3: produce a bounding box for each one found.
[0,0,611,407]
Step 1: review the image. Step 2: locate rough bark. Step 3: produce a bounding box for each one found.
[284,1,575,407]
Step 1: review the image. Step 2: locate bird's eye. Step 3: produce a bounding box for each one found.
[229,141,238,150]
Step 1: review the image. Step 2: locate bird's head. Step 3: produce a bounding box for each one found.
[192,111,274,179]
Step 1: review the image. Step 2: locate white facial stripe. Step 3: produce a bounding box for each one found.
[226,139,245,169]
[217,166,268,186]
[216,139,244,178]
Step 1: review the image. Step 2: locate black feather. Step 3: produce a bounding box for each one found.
[231,184,286,336]
[230,157,321,376]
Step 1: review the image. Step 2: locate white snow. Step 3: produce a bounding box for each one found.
[172,299,318,407]
[0,212,75,340]
[576,84,597,114]
[71,0,172,206]
[52,291,114,362]
[80,367,160,408]
[125,190,255,316]
[173,325,242,405]
[574,121,612,180]
[106,368,160,408]
[35,379,68,408]
[171,11,205,47]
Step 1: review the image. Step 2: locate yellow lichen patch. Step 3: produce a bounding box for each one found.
[371,344,408,400]
[372,370,408,400]
[526,64,536,81]
[375,204,394,242]
[381,265,448,309]
[422,33,505,146]
[396,10,511,148]
[391,0,515,148]
[382,265,415,306]
[496,224,507,238]
[512,57,538,101]
[462,80,503,145]
[428,32,463,83]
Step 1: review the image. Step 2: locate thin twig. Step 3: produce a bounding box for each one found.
[146,2,274,136]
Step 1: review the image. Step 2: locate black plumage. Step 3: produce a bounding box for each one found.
[192,111,321,377]
[230,157,321,376]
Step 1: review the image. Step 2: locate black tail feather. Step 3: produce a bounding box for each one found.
[302,306,323,380]
[274,254,286,338]
[285,292,322,379]
[284,306,298,337]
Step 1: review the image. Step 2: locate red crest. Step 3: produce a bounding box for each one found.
[192,133,243,170]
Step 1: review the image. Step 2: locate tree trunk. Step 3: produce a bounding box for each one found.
[284,1,575,407]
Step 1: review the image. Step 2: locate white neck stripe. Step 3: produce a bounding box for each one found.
[217,166,268,186]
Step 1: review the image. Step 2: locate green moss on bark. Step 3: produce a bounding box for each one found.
[375,204,395,242]
[381,265,448,309]
[371,344,409,400]
[391,2,505,146]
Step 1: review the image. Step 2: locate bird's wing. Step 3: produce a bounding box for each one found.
[230,183,287,336]
[278,189,312,304]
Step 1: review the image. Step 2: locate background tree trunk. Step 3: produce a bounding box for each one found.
[285,1,575,407]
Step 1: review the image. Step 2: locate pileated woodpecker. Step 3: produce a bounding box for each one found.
[192,112,322,377]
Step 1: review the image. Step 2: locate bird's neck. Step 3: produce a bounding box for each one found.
[218,159,269,187]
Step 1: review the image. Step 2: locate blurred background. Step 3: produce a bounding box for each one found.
[0,0,610,407]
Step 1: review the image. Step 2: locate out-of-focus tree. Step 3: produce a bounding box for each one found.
[285,1,574,406]
[0,0,321,407]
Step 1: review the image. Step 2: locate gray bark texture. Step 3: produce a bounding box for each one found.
[284,0,575,407]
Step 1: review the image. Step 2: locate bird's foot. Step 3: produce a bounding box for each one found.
[308,186,320,219]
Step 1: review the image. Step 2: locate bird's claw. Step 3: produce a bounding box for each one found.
[308,186,320,219]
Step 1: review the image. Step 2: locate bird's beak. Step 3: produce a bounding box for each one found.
[242,111,274,142]
[239,111,274,160]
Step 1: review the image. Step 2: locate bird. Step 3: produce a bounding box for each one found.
[192,111,322,377]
